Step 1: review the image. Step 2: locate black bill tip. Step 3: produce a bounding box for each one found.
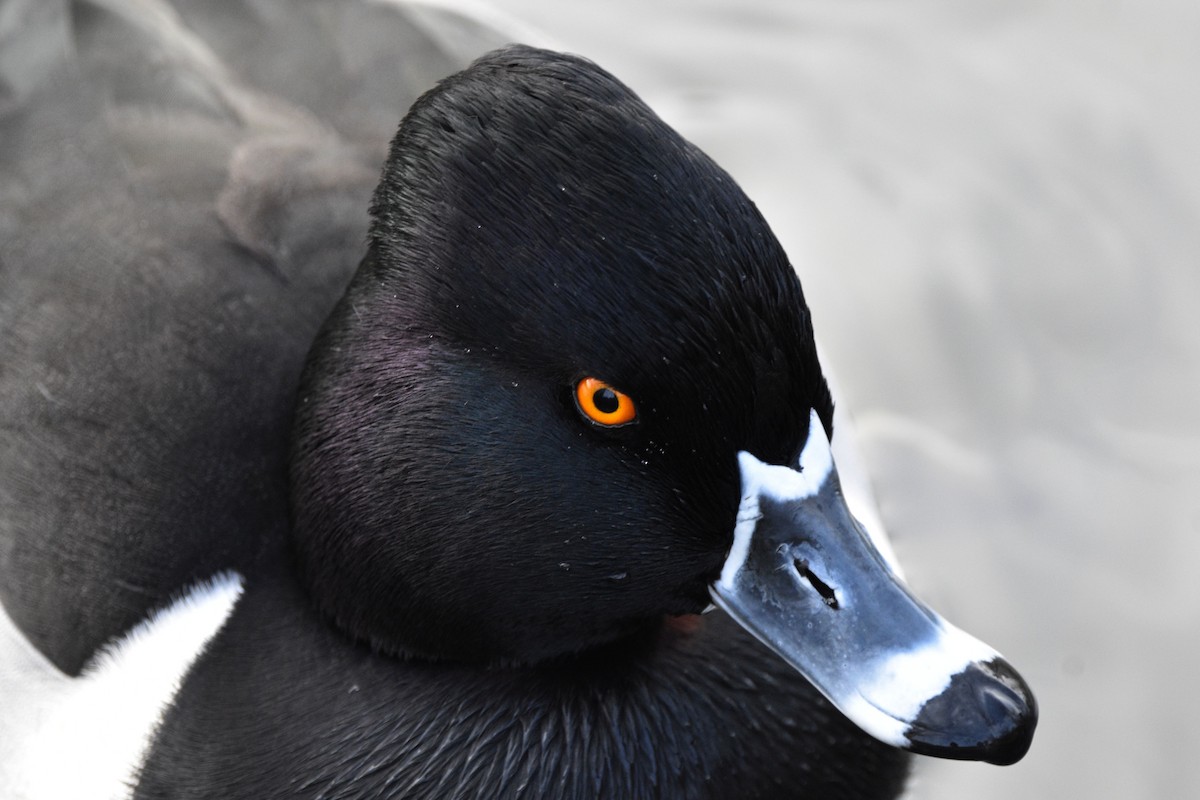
[905,657,1038,766]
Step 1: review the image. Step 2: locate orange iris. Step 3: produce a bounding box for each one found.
[574,377,637,427]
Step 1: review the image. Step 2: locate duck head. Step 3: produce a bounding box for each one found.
[289,46,1036,766]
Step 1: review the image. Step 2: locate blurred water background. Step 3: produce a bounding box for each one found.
[485,1,1200,797]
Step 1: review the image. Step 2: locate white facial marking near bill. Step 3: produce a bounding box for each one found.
[719,409,833,590]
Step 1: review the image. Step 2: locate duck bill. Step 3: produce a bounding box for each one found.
[710,410,1037,766]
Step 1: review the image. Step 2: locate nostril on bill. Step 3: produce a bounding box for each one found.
[794,559,839,609]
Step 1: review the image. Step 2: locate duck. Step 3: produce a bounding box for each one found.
[0,1,1037,798]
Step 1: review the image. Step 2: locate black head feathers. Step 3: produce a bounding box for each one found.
[290,46,832,663]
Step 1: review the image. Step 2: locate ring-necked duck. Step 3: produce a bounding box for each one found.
[0,2,1035,798]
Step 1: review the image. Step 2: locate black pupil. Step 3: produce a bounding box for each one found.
[592,388,620,414]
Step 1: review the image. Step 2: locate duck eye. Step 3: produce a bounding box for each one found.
[574,377,637,427]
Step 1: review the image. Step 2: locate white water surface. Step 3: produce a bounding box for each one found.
[492,2,1200,798]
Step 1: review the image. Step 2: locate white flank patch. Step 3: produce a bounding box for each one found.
[0,573,245,800]
[838,620,1001,747]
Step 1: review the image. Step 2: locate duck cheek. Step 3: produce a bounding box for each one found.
[405,454,710,662]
